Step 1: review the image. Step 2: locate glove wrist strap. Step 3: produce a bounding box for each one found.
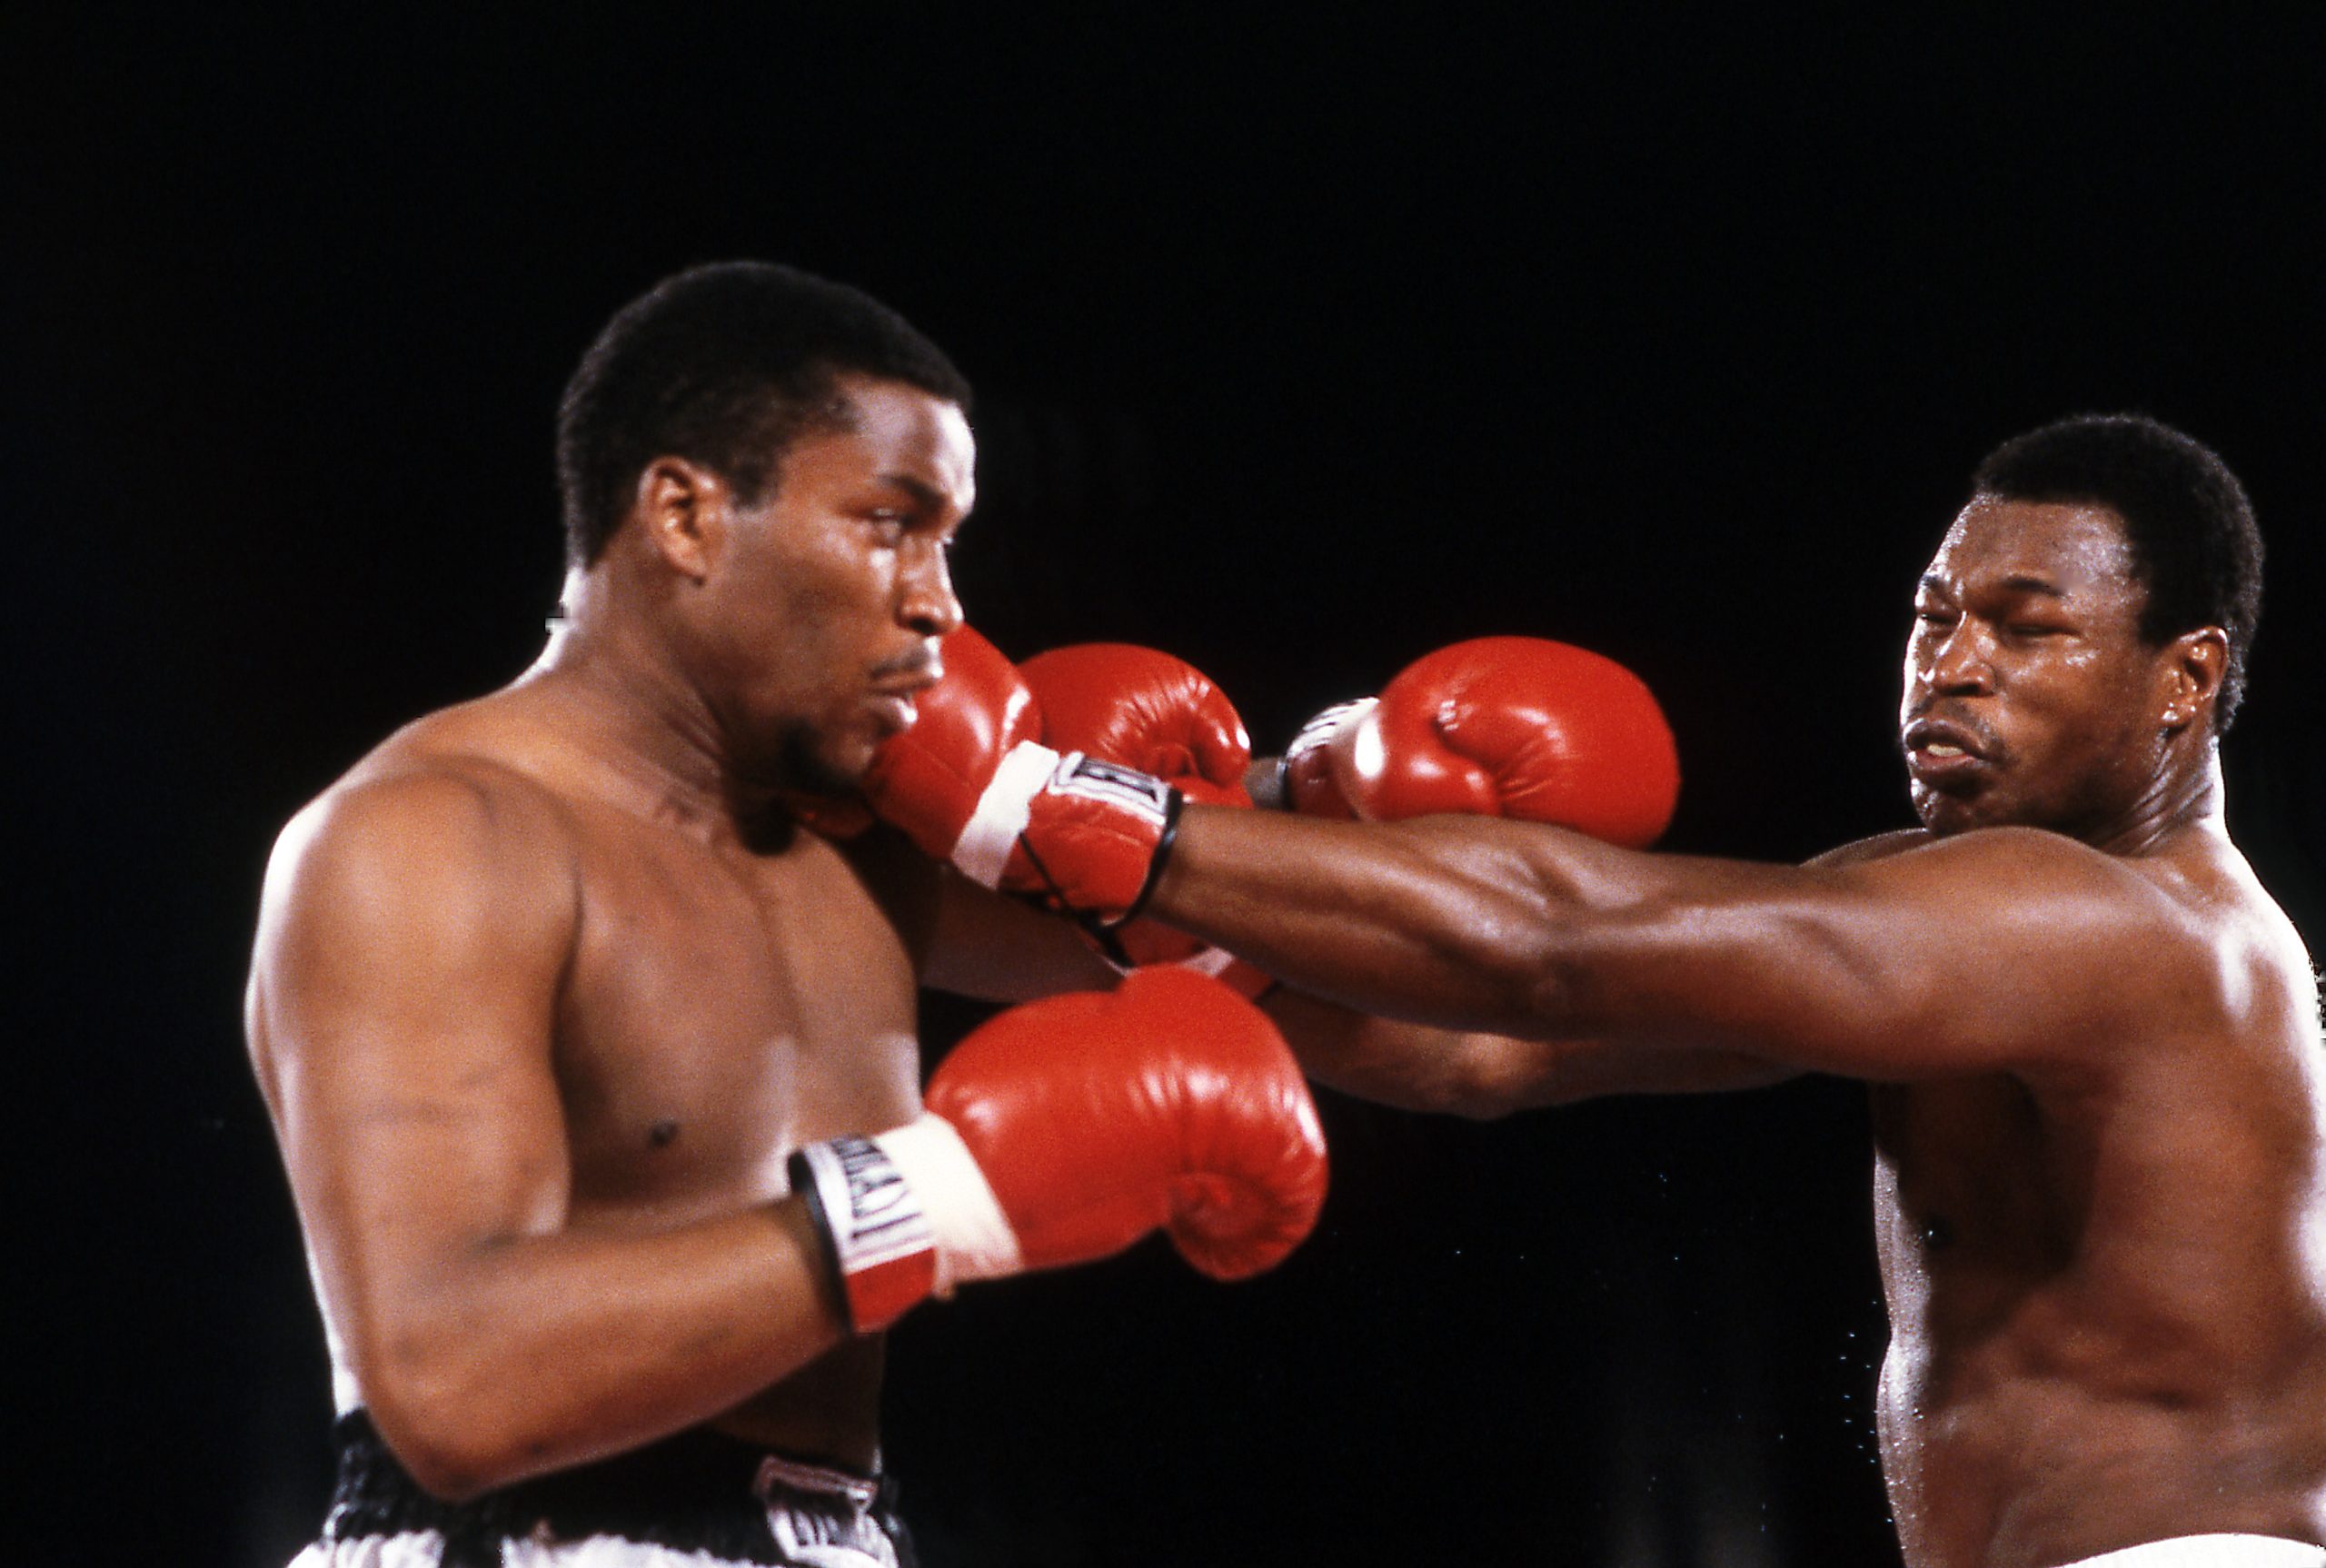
[1172,946,1278,1002]
[951,742,1061,887]
[1283,696,1376,818]
[788,1115,1023,1335]
[872,1114,1023,1293]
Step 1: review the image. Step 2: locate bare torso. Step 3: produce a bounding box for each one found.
[1867,834,2326,1568]
[264,670,935,1469]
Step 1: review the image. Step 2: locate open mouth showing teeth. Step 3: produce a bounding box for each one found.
[1904,718,1985,765]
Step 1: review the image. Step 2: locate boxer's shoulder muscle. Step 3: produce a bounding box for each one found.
[275,743,572,929]
[1897,826,2296,1029]
[249,694,608,1083]
[1556,824,2225,1086]
[1805,825,1932,869]
[269,723,582,956]
[251,759,583,1134]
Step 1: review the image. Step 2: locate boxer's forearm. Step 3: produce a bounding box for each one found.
[1264,988,1799,1114]
[1150,804,1622,1036]
[1261,987,1541,1116]
[351,1202,844,1499]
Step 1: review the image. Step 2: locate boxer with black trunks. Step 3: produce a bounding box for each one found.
[866,414,2326,1568]
[244,262,1329,1568]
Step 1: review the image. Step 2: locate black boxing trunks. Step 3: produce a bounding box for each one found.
[287,1410,916,1568]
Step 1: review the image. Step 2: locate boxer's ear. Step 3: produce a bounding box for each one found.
[2158,626,2227,733]
[632,457,727,585]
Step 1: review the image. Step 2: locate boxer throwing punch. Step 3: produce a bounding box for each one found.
[869,415,2326,1568]
[244,263,1327,1568]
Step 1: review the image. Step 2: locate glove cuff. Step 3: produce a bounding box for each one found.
[788,1134,937,1335]
[951,741,1063,887]
[790,1114,1024,1335]
[872,1113,1024,1294]
[1282,697,1376,819]
[1173,947,1277,1002]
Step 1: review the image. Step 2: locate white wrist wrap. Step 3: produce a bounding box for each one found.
[1173,946,1238,979]
[1289,696,1377,759]
[1338,698,1387,805]
[950,741,1062,888]
[870,1113,1024,1293]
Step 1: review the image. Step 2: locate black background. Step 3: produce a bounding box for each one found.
[12,8,2323,1565]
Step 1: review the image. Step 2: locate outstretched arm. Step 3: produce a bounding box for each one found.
[853,625,2172,1089]
[1246,834,1937,1111]
[1148,806,2176,1085]
[246,771,848,1499]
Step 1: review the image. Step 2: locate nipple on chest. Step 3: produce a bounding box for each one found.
[648,1119,681,1150]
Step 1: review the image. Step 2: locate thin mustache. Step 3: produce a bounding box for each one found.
[872,650,942,683]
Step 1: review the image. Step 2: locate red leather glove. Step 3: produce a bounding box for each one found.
[861,626,1187,932]
[1278,700,1373,819]
[858,624,1045,867]
[1019,642,1253,967]
[789,968,1328,1332]
[1296,637,1681,848]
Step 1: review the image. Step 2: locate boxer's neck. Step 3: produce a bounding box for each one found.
[524,564,751,835]
[2091,748,2227,860]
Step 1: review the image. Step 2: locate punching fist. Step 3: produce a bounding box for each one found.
[788,968,1328,1333]
[862,626,1185,934]
[1291,638,1680,849]
[1019,644,1253,811]
[1020,643,1254,966]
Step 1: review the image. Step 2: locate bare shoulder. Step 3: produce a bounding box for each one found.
[287,701,573,871]
[1804,825,1931,868]
[1838,824,2192,926]
[1602,823,2249,1082]
[1839,825,2270,1017]
[2189,835,2321,1037]
[253,696,588,1007]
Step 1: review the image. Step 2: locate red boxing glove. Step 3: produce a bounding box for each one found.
[1329,637,1682,848]
[1277,698,1374,819]
[860,626,1179,930]
[1019,643,1253,810]
[1020,643,1254,967]
[789,968,1328,1332]
[860,624,1045,864]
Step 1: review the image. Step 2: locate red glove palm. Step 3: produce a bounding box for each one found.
[859,624,1045,870]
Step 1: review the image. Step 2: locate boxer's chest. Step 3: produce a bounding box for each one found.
[1870,1078,2083,1335]
[552,819,924,1214]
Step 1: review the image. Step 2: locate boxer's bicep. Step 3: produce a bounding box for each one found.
[1556,830,2164,1081]
[249,775,578,1379]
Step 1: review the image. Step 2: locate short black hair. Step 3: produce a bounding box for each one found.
[1971,412,2262,731]
[556,261,972,565]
